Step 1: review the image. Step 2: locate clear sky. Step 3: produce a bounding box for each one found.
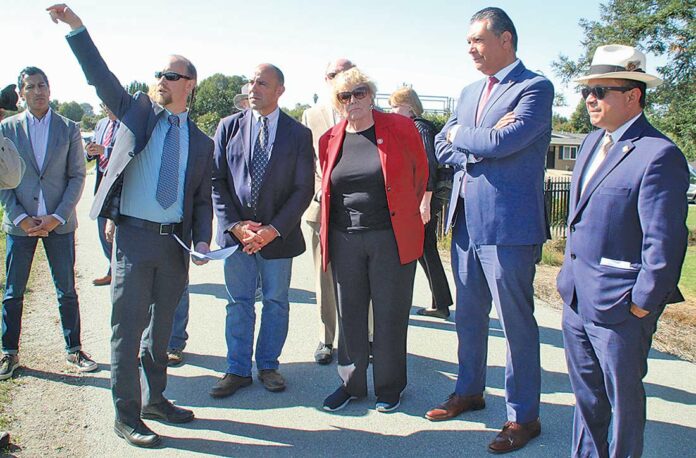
[2,0,639,118]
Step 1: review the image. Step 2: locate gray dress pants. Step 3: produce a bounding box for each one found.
[110,223,188,425]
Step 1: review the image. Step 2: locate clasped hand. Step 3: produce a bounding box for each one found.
[20,215,60,237]
[232,221,278,255]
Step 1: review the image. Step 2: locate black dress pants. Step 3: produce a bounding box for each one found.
[417,207,452,310]
[329,228,416,402]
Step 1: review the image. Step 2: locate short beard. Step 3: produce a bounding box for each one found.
[154,92,172,106]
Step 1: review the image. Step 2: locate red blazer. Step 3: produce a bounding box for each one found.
[318,110,428,271]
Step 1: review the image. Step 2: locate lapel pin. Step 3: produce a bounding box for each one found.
[622,145,630,153]
[377,138,383,145]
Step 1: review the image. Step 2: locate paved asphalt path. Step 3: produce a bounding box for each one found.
[73,172,695,457]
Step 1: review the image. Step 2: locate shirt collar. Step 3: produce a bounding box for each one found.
[606,113,642,144]
[26,108,52,126]
[252,106,280,125]
[492,59,521,83]
[164,109,188,126]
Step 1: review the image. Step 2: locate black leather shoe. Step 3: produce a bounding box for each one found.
[209,373,252,398]
[416,307,450,319]
[114,419,161,448]
[141,399,194,424]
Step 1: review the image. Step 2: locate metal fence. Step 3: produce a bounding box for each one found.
[434,176,573,240]
[544,177,572,239]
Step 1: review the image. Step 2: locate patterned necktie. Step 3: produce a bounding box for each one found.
[476,76,499,125]
[581,133,613,195]
[156,114,180,209]
[98,120,115,172]
[250,116,269,212]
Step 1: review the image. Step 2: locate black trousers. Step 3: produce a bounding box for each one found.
[418,208,452,310]
[110,223,188,425]
[329,228,416,402]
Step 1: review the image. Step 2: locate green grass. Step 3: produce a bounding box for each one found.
[688,204,695,233]
[680,246,696,297]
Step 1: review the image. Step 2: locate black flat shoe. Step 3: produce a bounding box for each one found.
[141,399,194,423]
[114,419,161,448]
[416,307,450,319]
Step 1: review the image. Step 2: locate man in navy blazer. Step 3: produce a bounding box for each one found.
[50,4,213,448]
[85,107,119,286]
[557,45,688,458]
[427,7,553,454]
[209,64,314,398]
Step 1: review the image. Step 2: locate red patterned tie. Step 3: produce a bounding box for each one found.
[476,76,499,125]
[98,121,115,172]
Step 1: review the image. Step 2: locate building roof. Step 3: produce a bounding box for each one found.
[550,131,586,146]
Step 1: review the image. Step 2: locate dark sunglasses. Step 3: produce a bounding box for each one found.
[580,86,634,100]
[326,72,338,80]
[337,86,369,104]
[155,71,193,81]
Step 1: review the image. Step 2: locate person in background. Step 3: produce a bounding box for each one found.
[389,86,453,319]
[84,104,119,286]
[209,63,314,399]
[557,44,689,458]
[0,85,25,190]
[318,68,427,413]
[427,7,553,454]
[301,58,355,365]
[0,65,93,382]
[51,4,214,448]
[233,83,250,111]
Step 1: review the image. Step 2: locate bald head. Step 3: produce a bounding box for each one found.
[249,63,286,115]
[325,58,355,84]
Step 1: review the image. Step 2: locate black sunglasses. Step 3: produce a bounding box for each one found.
[337,86,370,104]
[326,72,338,80]
[155,71,193,81]
[580,86,634,100]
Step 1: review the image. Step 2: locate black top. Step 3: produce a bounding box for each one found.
[414,117,438,192]
[329,125,392,232]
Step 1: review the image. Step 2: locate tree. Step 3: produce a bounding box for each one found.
[552,0,696,159]
[568,99,593,133]
[81,113,98,131]
[80,103,94,117]
[191,73,247,136]
[282,103,311,121]
[126,80,149,96]
[57,101,85,122]
[552,113,571,132]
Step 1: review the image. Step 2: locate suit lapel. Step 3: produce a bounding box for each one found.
[42,113,63,174]
[478,62,524,126]
[464,81,486,127]
[18,113,40,173]
[262,111,288,184]
[571,116,646,222]
[373,111,389,183]
[570,131,603,212]
[323,119,347,192]
[240,111,252,171]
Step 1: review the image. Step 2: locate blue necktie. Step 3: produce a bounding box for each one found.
[250,116,269,212]
[156,114,180,209]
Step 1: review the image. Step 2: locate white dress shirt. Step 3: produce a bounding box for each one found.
[13,109,65,226]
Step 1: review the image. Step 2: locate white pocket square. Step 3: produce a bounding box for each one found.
[600,257,636,270]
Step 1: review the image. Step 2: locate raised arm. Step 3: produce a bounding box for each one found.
[48,4,133,119]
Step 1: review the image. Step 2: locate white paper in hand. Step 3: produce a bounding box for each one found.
[171,234,238,261]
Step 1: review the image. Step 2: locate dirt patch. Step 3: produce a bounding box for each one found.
[533,263,696,362]
[2,243,90,457]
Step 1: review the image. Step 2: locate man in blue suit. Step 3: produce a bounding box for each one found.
[426,7,553,454]
[209,64,314,398]
[557,45,689,458]
[50,4,213,448]
[84,106,119,286]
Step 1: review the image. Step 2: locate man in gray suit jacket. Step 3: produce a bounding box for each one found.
[50,4,213,449]
[0,66,95,381]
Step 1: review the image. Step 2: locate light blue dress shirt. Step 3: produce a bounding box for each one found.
[250,107,280,159]
[120,110,189,223]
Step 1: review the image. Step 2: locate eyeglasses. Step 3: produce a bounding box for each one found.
[155,71,193,81]
[580,86,634,100]
[326,72,338,80]
[337,86,370,104]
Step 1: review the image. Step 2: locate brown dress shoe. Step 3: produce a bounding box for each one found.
[92,275,111,286]
[488,419,541,454]
[209,373,252,398]
[258,369,286,392]
[425,393,485,421]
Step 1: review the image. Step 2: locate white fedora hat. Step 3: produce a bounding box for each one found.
[233,83,250,110]
[575,44,662,88]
